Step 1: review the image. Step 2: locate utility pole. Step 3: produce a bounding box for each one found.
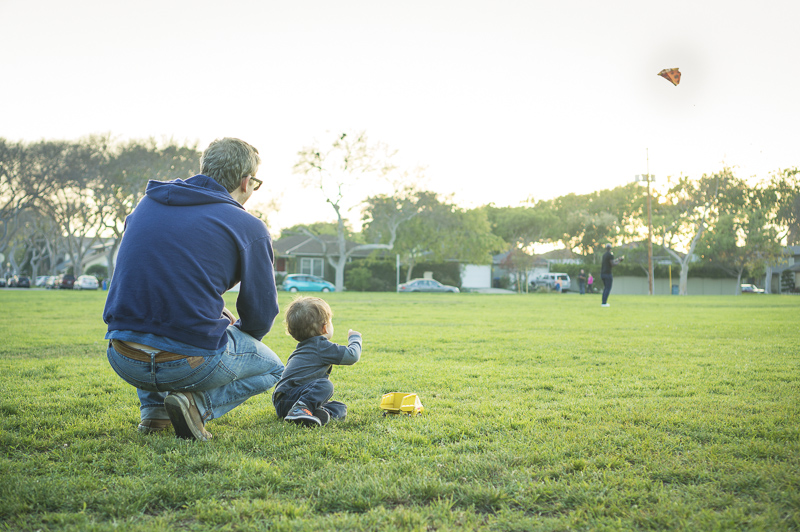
[635,149,655,295]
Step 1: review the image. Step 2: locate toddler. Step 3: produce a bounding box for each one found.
[273,297,362,426]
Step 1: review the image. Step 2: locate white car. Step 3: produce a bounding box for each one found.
[73,275,99,290]
[740,284,765,294]
[398,279,459,292]
[530,273,571,292]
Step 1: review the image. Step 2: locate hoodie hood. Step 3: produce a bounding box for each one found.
[145,174,244,209]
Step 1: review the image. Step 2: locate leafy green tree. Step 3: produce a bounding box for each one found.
[280,222,359,240]
[699,212,780,293]
[698,175,785,293]
[486,204,559,251]
[365,192,504,283]
[548,185,641,258]
[769,167,799,245]
[656,169,737,295]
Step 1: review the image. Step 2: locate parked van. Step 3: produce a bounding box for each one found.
[530,273,571,292]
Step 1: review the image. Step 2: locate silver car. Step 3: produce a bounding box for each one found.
[398,279,459,292]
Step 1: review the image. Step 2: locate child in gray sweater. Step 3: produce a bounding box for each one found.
[273,296,362,426]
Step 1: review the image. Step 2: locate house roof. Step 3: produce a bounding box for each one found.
[273,234,387,259]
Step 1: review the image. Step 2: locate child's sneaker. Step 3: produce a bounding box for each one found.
[285,401,321,427]
[313,406,331,426]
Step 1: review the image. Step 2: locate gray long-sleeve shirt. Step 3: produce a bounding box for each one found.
[273,334,362,398]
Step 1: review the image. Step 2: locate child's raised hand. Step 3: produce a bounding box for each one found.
[348,329,361,337]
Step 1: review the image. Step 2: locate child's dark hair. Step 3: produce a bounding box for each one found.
[284,297,332,341]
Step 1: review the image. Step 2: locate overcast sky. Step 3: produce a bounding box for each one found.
[2,0,798,231]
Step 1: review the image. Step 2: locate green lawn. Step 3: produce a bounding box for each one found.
[1,290,798,531]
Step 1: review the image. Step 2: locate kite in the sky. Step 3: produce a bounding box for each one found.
[658,68,681,86]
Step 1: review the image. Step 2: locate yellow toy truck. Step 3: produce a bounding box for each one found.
[380,392,424,416]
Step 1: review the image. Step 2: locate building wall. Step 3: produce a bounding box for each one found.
[604,276,739,295]
[461,264,491,288]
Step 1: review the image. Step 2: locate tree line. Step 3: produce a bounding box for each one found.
[1,134,798,294]
[0,136,199,281]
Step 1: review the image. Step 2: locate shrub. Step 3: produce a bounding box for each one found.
[85,264,108,280]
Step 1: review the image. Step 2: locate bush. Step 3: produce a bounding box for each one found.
[345,266,373,292]
[781,270,795,293]
[85,264,108,281]
[341,259,463,291]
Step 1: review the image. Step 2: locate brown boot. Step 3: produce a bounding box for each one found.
[137,419,172,434]
[164,392,213,441]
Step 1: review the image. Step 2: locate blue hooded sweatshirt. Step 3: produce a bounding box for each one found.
[103,175,279,352]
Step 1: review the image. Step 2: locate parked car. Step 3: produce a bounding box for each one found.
[530,273,571,292]
[35,276,49,287]
[59,274,76,289]
[282,274,336,292]
[45,276,59,289]
[8,275,31,288]
[73,275,99,290]
[398,279,460,293]
[740,283,765,293]
[0,277,6,287]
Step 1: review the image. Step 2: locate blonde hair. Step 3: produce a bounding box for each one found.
[284,297,332,341]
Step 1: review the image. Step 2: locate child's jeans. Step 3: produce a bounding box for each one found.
[273,378,347,420]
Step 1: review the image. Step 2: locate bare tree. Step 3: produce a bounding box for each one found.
[294,131,415,291]
[96,138,199,280]
[38,137,113,277]
[0,139,61,266]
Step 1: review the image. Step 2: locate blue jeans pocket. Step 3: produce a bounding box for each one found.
[107,346,223,393]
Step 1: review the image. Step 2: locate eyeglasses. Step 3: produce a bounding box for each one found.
[248,176,263,191]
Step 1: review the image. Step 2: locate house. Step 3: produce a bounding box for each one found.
[486,250,551,290]
[767,245,800,293]
[272,234,386,279]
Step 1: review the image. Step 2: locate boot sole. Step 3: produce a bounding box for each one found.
[164,393,211,441]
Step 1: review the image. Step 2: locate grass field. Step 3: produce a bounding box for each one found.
[0,290,798,531]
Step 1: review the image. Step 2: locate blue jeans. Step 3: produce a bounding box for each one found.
[601,274,613,304]
[273,379,347,420]
[107,326,285,423]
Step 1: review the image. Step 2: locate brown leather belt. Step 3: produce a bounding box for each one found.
[111,340,204,368]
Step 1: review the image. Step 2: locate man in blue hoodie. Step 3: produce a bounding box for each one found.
[104,137,285,441]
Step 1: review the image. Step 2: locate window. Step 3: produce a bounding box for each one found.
[300,258,324,277]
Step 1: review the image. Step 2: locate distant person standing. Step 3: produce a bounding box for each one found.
[601,244,623,307]
[577,269,587,295]
[587,273,594,293]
